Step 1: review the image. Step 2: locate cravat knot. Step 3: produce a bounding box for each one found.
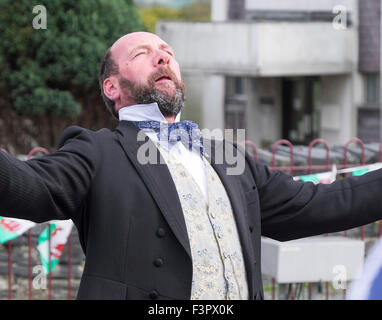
[131,120,205,157]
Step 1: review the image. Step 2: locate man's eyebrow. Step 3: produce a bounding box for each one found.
[159,44,174,52]
[129,45,151,56]
[129,44,174,57]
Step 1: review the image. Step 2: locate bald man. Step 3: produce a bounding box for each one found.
[1,32,382,300]
[101,32,185,122]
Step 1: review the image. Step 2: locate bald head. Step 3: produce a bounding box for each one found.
[110,32,168,61]
[99,32,184,119]
[111,32,165,49]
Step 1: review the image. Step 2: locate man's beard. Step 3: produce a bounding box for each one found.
[118,68,186,117]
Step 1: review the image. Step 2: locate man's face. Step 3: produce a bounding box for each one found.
[109,32,185,116]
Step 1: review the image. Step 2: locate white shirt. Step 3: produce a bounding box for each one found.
[119,103,209,203]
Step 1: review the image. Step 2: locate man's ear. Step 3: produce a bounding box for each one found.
[103,77,121,102]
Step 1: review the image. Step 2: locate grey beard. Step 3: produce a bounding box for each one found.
[119,77,185,117]
[133,88,185,117]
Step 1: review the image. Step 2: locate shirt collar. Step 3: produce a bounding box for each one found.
[118,102,181,123]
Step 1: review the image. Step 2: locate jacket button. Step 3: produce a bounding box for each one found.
[156,228,166,238]
[153,258,164,267]
[149,290,159,300]
[249,226,253,233]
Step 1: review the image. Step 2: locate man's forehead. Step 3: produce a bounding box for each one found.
[110,32,170,56]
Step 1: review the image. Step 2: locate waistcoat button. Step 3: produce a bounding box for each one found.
[153,258,164,267]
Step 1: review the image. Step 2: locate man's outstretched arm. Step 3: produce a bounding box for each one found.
[0,126,99,223]
[241,147,382,241]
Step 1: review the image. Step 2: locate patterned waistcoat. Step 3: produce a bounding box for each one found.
[157,144,249,300]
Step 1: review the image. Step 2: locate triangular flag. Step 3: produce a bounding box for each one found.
[352,168,370,176]
[0,217,36,244]
[299,165,337,185]
[352,163,382,176]
[37,220,73,274]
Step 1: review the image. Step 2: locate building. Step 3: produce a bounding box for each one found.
[157,0,381,147]
[134,0,209,9]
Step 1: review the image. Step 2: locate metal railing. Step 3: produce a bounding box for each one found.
[243,137,382,300]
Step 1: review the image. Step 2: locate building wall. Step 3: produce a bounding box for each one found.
[211,0,228,22]
[320,75,355,144]
[182,72,283,146]
[358,0,380,72]
[228,0,245,20]
[246,78,282,147]
[181,73,204,125]
[212,0,358,21]
[202,75,225,135]
[181,73,225,136]
[254,22,356,76]
[157,21,357,76]
[245,0,356,12]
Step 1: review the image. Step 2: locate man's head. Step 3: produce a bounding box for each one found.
[99,32,185,119]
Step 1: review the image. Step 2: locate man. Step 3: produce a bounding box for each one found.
[1,31,382,300]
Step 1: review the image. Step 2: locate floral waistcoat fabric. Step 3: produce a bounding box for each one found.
[157,143,249,300]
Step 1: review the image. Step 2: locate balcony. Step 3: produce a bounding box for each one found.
[157,21,356,76]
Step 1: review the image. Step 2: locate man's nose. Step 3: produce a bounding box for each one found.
[153,50,170,67]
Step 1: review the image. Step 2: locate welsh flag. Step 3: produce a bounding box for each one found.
[37,220,73,274]
[297,165,337,185]
[0,217,36,244]
[352,163,382,176]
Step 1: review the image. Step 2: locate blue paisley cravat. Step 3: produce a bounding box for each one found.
[131,120,205,157]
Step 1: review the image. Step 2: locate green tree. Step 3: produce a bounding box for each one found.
[178,2,211,22]
[0,0,144,118]
[138,6,181,33]
[138,1,210,33]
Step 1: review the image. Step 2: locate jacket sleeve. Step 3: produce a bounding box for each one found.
[0,126,99,223]
[241,146,382,241]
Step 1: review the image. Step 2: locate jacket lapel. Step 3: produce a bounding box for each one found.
[115,121,255,298]
[115,121,192,259]
[203,138,256,299]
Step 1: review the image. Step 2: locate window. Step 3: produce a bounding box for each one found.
[225,105,246,130]
[226,76,247,101]
[234,77,245,95]
[365,74,379,105]
[225,76,247,131]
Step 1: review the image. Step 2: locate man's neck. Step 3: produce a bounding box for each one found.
[165,115,176,123]
[118,103,181,123]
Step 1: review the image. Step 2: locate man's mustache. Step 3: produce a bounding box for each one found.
[148,67,184,90]
[118,67,185,98]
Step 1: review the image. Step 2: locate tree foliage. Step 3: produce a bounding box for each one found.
[138,2,211,33]
[0,0,144,117]
[138,6,180,33]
